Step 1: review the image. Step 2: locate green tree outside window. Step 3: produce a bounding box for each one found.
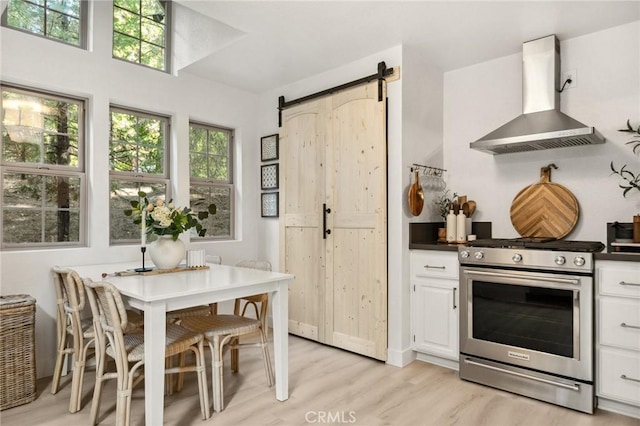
[113,0,169,71]
[2,0,85,47]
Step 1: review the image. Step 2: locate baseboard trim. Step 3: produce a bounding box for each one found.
[415,352,459,371]
[597,397,640,419]
[386,346,416,367]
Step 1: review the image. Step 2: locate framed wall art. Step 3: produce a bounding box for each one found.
[261,134,279,162]
[261,163,279,190]
[261,192,279,217]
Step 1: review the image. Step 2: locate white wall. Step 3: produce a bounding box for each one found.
[401,45,445,366]
[0,1,262,378]
[444,21,640,240]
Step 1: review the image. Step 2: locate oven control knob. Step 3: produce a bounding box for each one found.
[512,253,523,263]
[460,250,470,259]
[474,251,484,260]
[574,256,586,267]
[554,255,566,265]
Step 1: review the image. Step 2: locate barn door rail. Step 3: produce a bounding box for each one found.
[278,61,394,127]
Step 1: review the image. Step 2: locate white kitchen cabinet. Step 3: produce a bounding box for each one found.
[596,260,640,419]
[410,250,459,370]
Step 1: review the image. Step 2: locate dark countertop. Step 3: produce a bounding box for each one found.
[595,252,640,263]
[409,242,461,252]
[409,221,492,251]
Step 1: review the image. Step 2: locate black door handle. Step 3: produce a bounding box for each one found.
[323,203,331,239]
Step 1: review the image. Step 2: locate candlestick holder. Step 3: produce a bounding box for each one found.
[134,246,153,272]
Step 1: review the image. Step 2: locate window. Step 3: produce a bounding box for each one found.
[1,0,87,47]
[189,122,233,240]
[113,0,170,71]
[109,106,169,243]
[1,84,85,248]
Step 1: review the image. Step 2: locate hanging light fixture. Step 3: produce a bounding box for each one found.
[3,99,45,144]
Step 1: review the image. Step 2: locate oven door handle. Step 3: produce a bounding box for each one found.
[463,359,581,391]
[464,269,581,286]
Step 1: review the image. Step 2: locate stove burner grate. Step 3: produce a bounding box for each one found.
[467,238,605,253]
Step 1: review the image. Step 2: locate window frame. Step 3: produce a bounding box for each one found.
[1,83,87,250]
[189,121,234,241]
[1,0,88,49]
[109,105,171,245]
[112,0,172,73]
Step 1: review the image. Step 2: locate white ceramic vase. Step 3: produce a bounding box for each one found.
[148,235,185,270]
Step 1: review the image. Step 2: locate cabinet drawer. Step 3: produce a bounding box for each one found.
[598,264,640,299]
[597,346,640,406]
[410,251,459,279]
[599,297,640,351]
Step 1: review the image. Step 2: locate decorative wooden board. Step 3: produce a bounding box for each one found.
[510,166,579,239]
[102,265,209,279]
[408,170,424,216]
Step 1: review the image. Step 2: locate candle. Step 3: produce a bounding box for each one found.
[141,210,147,246]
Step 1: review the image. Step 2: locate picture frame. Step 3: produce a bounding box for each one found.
[261,192,279,217]
[261,164,279,190]
[261,134,279,162]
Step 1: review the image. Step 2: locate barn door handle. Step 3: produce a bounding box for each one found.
[323,203,331,239]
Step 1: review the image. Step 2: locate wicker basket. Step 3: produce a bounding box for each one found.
[0,294,36,411]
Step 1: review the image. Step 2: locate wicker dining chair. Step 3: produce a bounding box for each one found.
[50,267,94,413]
[50,267,143,413]
[178,313,273,413]
[231,260,271,373]
[83,278,210,426]
[233,260,271,332]
[165,255,222,323]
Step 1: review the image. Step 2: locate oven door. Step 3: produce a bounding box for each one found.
[460,267,592,381]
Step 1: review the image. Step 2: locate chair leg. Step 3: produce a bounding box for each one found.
[176,353,186,392]
[70,338,94,413]
[259,328,274,386]
[165,357,174,396]
[89,345,107,426]
[194,341,211,420]
[115,386,128,426]
[230,337,239,372]
[50,347,66,395]
[69,357,83,412]
[212,335,224,413]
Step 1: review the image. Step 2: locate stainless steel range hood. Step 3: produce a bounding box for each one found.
[470,35,605,155]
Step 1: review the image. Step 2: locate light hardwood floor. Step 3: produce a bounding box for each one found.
[0,334,636,426]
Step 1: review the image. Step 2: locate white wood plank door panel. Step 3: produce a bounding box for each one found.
[326,81,387,360]
[280,81,387,360]
[280,99,328,341]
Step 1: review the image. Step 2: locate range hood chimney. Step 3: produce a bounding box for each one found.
[470,35,605,155]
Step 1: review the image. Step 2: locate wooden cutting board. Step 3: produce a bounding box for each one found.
[408,170,424,216]
[510,165,579,239]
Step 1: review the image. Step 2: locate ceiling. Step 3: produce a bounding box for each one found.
[176,1,640,93]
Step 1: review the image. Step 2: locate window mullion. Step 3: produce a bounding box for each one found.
[138,0,143,64]
[39,175,46,243]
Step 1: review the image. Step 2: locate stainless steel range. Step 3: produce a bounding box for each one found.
[458,238,605,414]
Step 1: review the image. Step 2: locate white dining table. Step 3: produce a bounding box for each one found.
[65,261,293,425]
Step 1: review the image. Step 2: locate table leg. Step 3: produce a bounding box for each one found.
[144,302,167,425]
[271,281,289,401]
